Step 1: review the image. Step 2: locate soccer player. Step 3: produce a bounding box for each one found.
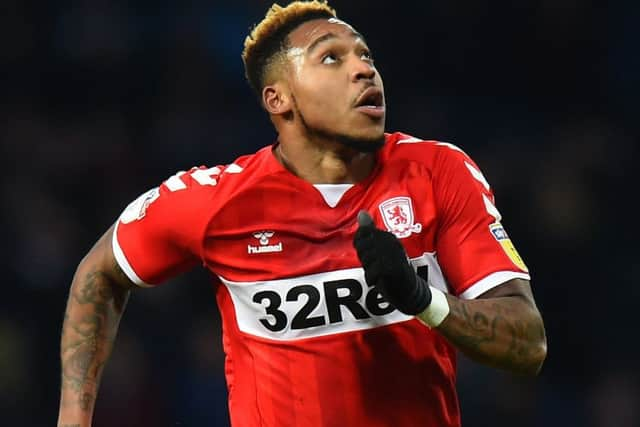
[57,1,547,426]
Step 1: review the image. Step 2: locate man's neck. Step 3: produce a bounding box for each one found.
[274,138,376,185]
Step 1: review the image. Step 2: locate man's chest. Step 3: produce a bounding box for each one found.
[204,165,448,341]
[205,164,438,282]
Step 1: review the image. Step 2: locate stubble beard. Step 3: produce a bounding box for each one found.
[293,96,385,153]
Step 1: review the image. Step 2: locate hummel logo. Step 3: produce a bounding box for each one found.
[248,231,283,254]
[253,231,274,245]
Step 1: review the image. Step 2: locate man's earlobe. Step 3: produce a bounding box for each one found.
[263,85,291,115]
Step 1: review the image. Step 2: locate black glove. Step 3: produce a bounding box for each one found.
[353,210,432,315]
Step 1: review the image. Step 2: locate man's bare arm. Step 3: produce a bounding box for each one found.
[419,278,547,375]
[58,224,135,427]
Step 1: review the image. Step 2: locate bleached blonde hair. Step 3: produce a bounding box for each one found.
[242,1,337,100]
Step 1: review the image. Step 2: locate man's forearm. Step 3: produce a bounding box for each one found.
[58,263,130,426]
[419,295,547,375]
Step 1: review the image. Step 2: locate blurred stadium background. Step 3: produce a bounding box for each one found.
[1,0,638,426]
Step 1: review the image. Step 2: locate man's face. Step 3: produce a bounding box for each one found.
[284,18,385,148]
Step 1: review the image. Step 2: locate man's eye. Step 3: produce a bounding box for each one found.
[321,54,338,65]
[361,51,374,61]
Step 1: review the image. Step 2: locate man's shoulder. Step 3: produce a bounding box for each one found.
[164,145,273,192]
[134,145,274,220]
[383,132,470,166]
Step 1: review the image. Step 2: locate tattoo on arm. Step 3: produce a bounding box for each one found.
[437,296,546,374]
[60,262,130,412]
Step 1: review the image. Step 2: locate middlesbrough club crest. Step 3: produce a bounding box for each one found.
[379,196,422,238]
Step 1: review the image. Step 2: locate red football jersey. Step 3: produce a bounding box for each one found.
[113,132,530,427]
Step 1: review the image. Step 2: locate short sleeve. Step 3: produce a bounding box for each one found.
[112,167,220,287]
[433,146,530,299]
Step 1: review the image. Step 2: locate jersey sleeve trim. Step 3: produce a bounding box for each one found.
[112,221,153,288]
[458,271,531,300]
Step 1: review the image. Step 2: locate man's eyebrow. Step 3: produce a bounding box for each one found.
[306,31,367,55]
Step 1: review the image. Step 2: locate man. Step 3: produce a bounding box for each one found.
[58,1,546,426]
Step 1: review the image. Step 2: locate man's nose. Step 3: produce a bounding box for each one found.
[350,57,376,81]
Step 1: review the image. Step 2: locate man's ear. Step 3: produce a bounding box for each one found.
[262,82,292,116]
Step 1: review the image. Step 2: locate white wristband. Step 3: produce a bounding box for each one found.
[418,287,450,328]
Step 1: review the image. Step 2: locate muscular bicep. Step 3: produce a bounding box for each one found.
[476,279,544,335]
[77,224,136,291]
[437,277,547,375]
[60,223,134,421]
[476,278,540,314]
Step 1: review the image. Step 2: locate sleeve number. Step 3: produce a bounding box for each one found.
[165,167,222,191]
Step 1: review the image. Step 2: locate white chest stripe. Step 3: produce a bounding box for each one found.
[219,253,446,341]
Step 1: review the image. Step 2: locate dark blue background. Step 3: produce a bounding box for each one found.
[1,1,638,426]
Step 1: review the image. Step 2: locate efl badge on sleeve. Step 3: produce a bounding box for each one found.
[489,222,529,272]
[379,196,422,239]
[120,187,160,224]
